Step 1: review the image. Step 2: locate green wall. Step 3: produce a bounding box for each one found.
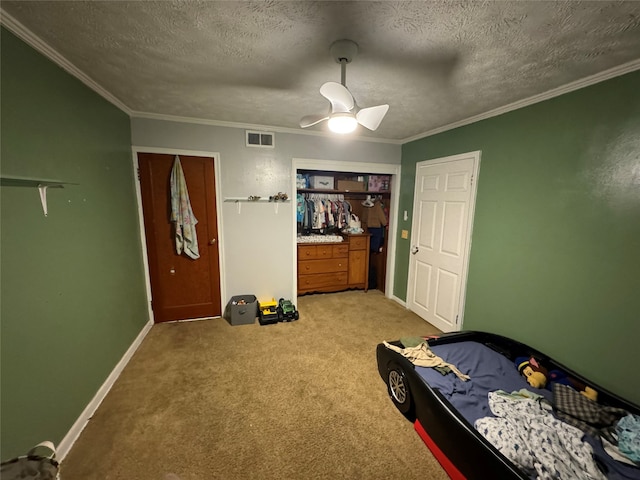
[1,28,149,457]
[396,70,640,405]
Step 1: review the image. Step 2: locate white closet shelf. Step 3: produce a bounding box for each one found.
[223,197,290,214]
[223,197,290,203]
[0,175,77,216]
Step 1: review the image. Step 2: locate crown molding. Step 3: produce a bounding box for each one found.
[401,58,640,144]
[130,111,403,145]
[1,9,133,116]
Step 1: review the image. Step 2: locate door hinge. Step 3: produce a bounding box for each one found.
[470,175,474,186]
[137,167,141,181]
[456,314,459,324]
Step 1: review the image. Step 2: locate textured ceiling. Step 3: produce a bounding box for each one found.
[2,1,640,141]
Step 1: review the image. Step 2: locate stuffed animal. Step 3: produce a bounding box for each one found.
[515,356,548,389]
[515,356,598,401]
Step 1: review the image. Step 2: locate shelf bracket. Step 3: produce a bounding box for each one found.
[38,185,50,217]
[37,184,64,217]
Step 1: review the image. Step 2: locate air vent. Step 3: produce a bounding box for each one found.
[246,130,275,148]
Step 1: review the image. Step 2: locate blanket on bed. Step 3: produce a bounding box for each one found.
[383,341,470,381]
[415,341,553,424]
[475,390,606,480]
[554,383,628,444]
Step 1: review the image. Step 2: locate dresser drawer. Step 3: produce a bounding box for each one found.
[298,245,319,259]
[298,272,348,290]
[333,244,349,258]
[298,244,341,259]
[315,244,334,258]
[349,236,368,250]
[298,258,348,274]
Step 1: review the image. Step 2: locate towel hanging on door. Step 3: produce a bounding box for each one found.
[170,156,200,259]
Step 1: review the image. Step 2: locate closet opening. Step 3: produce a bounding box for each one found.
[295,168,394,296]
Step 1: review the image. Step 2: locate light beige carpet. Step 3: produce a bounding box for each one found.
[61,290,448,480]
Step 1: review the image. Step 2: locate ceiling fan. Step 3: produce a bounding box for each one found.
[300,39,389,134]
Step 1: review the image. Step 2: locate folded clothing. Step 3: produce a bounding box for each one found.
[618,414,640,463]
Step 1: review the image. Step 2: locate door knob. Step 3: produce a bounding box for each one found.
[411,245,419,255]
[209,238,217,245]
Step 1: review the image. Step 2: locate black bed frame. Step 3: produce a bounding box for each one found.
[376,331,640,480]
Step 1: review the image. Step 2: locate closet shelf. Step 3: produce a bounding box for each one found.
[0,175,70,188]
[297,188,390,195]
[0,175,77,217]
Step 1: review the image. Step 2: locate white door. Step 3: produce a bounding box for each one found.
[407,152,480,332]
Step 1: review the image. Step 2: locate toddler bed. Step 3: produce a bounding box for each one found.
[376,331,640,480]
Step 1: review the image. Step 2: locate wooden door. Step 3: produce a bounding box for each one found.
[138,153,221,323]
[407,152,479,332]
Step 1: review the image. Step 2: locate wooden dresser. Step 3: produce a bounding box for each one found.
[297,234,370,295]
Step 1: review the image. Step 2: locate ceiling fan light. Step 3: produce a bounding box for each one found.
[328,113,358,134]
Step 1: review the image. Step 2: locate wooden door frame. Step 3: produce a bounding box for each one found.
[407,150,481,330]
[131,146,226,324]
[291,158,401,301]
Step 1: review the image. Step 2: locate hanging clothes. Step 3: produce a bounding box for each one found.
[170,156,200,259]
[296,193,305,223]
[369,227,385,252]
[362,199,387,252]
[297,193,351,234]
[361,199,387,227]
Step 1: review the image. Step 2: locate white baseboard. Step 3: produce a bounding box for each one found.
[57,319,153,461]
[391,295,407,308]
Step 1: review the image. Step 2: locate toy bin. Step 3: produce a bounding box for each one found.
[368,175,391,192]
[224,295,258,326]
[310,175,334,190]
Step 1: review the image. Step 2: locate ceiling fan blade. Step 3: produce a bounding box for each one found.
[320,82,354,112]
[300,114,329,128]
[356,104,389,131]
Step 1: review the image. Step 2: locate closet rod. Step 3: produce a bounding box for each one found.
[302,192,345,201]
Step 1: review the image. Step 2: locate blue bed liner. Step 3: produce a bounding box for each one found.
[415,340,552,425]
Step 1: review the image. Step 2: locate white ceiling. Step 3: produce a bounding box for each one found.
[2,1,640,142]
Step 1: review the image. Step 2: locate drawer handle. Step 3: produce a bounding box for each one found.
[305,266,310,271]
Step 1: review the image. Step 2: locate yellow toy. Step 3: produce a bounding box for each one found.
[258,298,280,325]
